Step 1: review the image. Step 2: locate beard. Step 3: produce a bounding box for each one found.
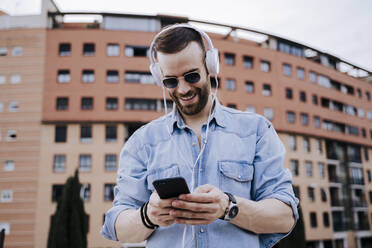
[170,82,210,116]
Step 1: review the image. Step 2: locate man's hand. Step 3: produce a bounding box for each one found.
[147,191,176,226]
[169,184,229,225]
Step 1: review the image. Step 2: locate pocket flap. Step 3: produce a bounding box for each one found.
[219,161,253,182]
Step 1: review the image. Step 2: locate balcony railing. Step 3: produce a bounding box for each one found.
[333,223,347,232]
[354,222,370,231]
[352,200,367,208]
[330,198,343,207]
[350,177,365,185]
[329,176,343,183]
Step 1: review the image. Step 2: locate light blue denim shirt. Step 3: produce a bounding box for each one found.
[101,99,299,248]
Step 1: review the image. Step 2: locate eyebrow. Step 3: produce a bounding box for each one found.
[164,68,199,78]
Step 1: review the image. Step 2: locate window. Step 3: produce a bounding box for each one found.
[106,98,118,110]
[314,116,321,128]
[312,94,318,105]
[0,223,10,235]
[358,108,365,118]
[83,43,95,56]
[306,161,313,177]
[367,111,372,120]
[4,160,15,171]
[246,106,256,113]
[309,71,317,83]
[104,184,115,201]
[260,60,270,72]
[367,170,371,183]
[10,74,21,84]
[290,159,299,176]
[245,81,254,93]
[8,101,19,112]
[107,44,120,56]
[224,53,235,65]
[0,47,7,56]
[264,108,273,120]
[289,135,297,151]
[283,63,292,76]
[80,125,92,143]
[55,125,67,143]
[321,188,327,202]
[82,70,95,83]
[317,139,323,155]
[301,113,309,125]
[106,70,119,83]
[227,104,237,109]
[81,184,91,202]
[1,190,13,202]
[369,191,372,204]
[125,98,157,111]
[297,67,305,80]
[318,74,331,88]
[52,185,63,202]
[300,91,306,102]
[293,185,300,199]
[287,111,295,123]
[308,187,315,202]
[366,92,371,101]
[81,97,93,110]
[106,125,117,142]
[0,75,5,84]
[125,45,149,57]
[323,212,330,227]
[286,88,293,99]
[56,97,68,110]
[304,137,310,152]
[125,71,154,84]
[12,46,22,56]
[53,155,66,172]
[59,43,71,56]
[262,84,271,96]
[226,79,236,91]
[365,147,369,161]
[357,88,362,98]
[243,56,253,68]
[105,154,117,171]
[58,70,70,83]
[79,154,91,172]
[6,130,17,142]
[210,77,221,88]
[318,162,325,178]
[0,102,3,112]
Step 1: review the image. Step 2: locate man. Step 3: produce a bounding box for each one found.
[101,24,299,248]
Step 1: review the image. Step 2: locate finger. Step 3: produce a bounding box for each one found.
[172,200,216,213]
[178,192,216,203]
[175,218,212,225]
[170,209,215,219]
[193,184,214,193]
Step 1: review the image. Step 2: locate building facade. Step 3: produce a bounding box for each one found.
[1,1,372,248]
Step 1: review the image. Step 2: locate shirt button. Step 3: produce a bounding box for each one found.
[200,228,204,233]
[238,175,242,179]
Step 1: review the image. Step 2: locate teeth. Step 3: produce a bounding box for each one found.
[181,94,195,100]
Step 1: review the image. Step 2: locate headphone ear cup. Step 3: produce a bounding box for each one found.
[205,48,219,75]
[150,63,163,87]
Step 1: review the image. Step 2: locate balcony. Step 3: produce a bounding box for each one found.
[329,176,343,183]
[350,177,364,185]
[333,222,347,232]
[352,200,367,208]
[331,198,344,207]
[354,222,370,231]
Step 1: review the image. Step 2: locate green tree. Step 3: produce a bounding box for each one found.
[274,204,306,248]
[47,170,88,248]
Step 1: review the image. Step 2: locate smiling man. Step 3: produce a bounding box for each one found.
[101,24,299,248]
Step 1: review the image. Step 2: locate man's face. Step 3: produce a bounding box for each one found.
[157,42,210,116]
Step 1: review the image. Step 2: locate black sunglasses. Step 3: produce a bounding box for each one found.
[162,71,201,89]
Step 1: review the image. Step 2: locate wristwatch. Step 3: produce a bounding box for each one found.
[220,192,239,221]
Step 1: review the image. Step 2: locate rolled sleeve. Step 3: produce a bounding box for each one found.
[252,118,299,247]
[101,133,151,241]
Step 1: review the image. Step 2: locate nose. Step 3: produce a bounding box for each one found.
[177,78,191,95]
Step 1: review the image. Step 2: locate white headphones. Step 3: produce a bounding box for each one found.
[149,23,220,87]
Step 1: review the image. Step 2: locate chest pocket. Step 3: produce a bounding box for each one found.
[147,164,180,192]
[218,160,254,199]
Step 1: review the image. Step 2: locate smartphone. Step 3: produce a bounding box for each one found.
[152,177,190,199]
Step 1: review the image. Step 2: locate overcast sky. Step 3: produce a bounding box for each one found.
[1,0,371,72]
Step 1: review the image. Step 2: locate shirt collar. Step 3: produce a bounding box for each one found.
[168,97,226,134]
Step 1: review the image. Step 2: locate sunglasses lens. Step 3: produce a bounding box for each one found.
[184,72,200,84]
[162,78,178,88]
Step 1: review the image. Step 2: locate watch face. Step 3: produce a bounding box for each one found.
[229,206,239,218]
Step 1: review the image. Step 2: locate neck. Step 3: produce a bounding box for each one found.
[181,94,214,127]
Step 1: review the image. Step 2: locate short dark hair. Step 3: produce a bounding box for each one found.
[153,25,206,57]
